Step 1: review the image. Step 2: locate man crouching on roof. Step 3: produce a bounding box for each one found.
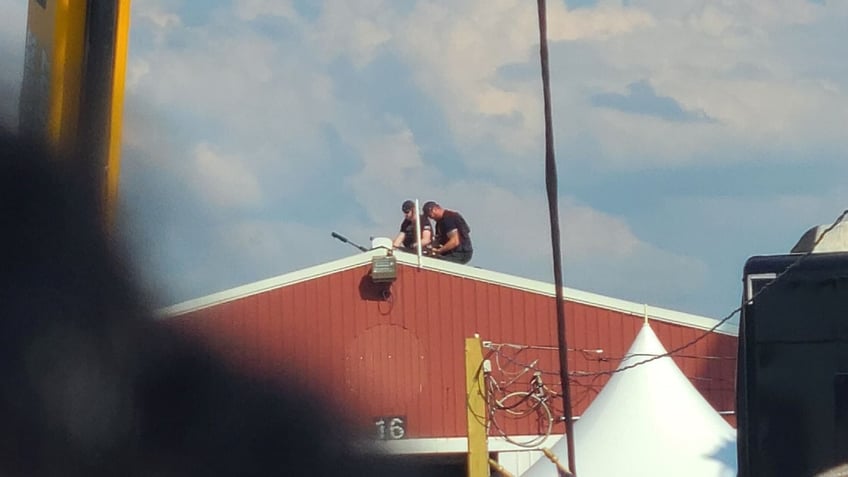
[392,199,433,252]
[422,201,473,264]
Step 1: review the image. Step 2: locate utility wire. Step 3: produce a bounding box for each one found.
[596,208,848,376]
[481,209,847,381]
[478,204,846,451]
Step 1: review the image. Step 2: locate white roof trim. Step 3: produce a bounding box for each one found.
[156,251,381,317]
[157,249,737,337]
[370,435,565,455]
[394,253,738,336]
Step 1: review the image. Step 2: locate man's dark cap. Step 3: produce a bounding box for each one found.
[422,201,439,216]
[401,200,415,213]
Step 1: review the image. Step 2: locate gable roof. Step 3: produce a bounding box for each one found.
[157,248,737,336]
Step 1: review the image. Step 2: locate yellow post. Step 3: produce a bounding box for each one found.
[21,0,88,151]
[21,0,132,226]
[466,336,489,477]
[103,0,132,226]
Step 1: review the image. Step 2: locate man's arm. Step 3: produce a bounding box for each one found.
[420,228,432,248]
[392,232,406,248]
[437,229,460,254]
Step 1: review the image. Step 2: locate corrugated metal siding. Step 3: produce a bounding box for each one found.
[168,262,737,438]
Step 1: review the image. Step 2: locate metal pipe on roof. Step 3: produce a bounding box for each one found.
[415,198,422,268]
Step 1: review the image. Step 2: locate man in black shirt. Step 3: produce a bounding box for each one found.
[392,200,433,252]
[422,201,473,264]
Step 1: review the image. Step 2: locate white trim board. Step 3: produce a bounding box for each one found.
[157,248,738,337]
[371,435,565,455]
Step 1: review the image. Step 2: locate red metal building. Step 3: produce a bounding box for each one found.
[160,247,737,458]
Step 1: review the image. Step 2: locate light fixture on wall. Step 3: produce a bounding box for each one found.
[370,252,397,283]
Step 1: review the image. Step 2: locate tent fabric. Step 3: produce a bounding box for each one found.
[523,323,737,477]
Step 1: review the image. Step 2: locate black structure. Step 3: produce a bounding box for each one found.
[737,252,848,477]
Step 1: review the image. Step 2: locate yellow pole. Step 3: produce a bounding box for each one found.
[104,0,132,226]
[21,0,88,151]
[22,0,131,226]
[466,336,489,477]
[53,0,88,152]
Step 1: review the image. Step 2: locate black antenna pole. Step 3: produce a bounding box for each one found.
[537,0,577,475]
[330,232,368,252]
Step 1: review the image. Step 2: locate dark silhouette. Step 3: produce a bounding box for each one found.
[0,129,422,476]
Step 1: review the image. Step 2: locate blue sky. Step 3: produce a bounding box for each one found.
[1,0,846,322]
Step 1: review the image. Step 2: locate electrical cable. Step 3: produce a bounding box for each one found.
[476,208,848,453]
[593,208,848,376]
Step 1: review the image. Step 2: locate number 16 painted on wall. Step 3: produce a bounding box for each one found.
[374,416,406,440]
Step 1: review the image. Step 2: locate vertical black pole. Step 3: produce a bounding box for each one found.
[536,0,577,474]
[78,0,119,216]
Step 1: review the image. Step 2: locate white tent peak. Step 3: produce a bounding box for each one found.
[523,322,737,477]
[617,321,676,370]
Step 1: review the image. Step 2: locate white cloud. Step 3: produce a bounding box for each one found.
[581,109,719,169]
[113,0,847,319]
[548,3,655,41]
[190,143,262,209]
[217,219,334,274]
[682,0,822,31]
[390,0,655,174]
[338,117,473,239]
[397,0,543,157]
[234,0,297,21]
[134,1,183,31]
[345,121,431,205]
[435,181,709,301]
[126,3,341,197]
[333,0,848,174]
[143,10,182,30]
[575,1,848,167]
[125,59,149,93]
[310,0,394,68]
[170,218,358,303]
[439,181,650,258]
[672,188,848,255]
[134,32,280,114]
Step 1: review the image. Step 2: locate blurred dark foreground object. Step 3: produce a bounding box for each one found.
[0,130,423,477]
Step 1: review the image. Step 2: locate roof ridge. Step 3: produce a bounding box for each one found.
[157,249,737,337]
